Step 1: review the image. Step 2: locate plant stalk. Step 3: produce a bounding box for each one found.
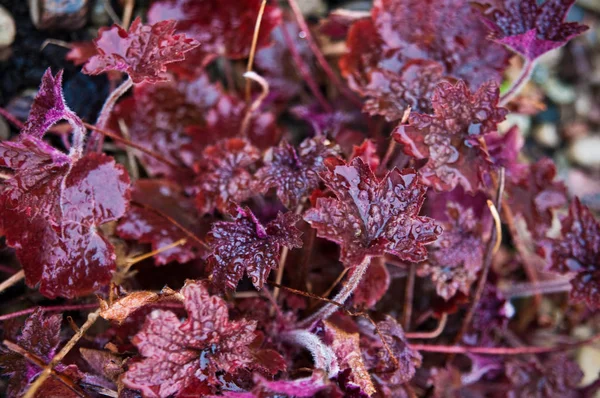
[499,59,536,107]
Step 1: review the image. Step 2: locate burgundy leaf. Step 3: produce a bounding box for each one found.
[340,0,510,119]
[83,17,200,83]
[544,198,600,309]
[0,309,62,397]
[207,206,303,290]
[117,179,206,265]
[0,137,130,298]
[253,137,340,209]
[485,125,527,179]
[353,258,390,308]
[122,281,258,397]
[65,41,98,66]
[393,80,507,193]
[506,158,567,238]
[417,203,485,300]
[148,0,281,78]
[304,157,441,267]
[194,139,260,216]
[481,0,589,61]
[350,139,381,174]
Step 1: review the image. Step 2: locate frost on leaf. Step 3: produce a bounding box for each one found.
[340,0,510,119]
[0,309,62,397]
[480,0,589,61]
[122,281,258,397]
[505,355,583,398]
[194,139,260,216]
[21,69,84,139]
[0,138,130,298]
[304,157,441,267]
[207,206,303,290]
[117,179,206,265]
[83,17,199,83]
[543,198,600,309]
[506,158,567,239]
[111,74,219,178]
[148,0,281,77]
[253,137,340,209]
[418,203,485,300]
[393,80,507,193]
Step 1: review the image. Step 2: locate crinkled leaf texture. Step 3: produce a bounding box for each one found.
[0,73,130,298]
[117,179,206,265]
[481,0,589,61]
[148,0,281,77]
[304,157,441,267]
[207,206,303,290]
[0,309,62,397]
[194,139,260,216]
[340,0,510,119]
[544,198,600,309]
[83,17,199,83]
[394,80,507,193]
[122,281,258,397]
[506,158,567,239]
[253,137,340,209]
[418,203,485,300]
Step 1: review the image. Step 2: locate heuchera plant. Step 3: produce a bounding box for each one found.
[0,1,597,397]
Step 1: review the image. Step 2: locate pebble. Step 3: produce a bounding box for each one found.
[0,5,16,48]
[568,135,600,168]
[498,113,531,137]
[533,123,560,148]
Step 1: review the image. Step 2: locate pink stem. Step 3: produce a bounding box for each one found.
[0,107,24,129]
[0,303,99,322]
[499,59,536,107]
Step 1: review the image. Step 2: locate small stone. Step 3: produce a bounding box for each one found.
[498,114,531,137]
[29,0,90,31]
[542,77,576,104]
[0,5,16,49]
[568,135,600,169]
[533,123,559,148]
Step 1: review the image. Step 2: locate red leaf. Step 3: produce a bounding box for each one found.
[340,0,510,119]
[65,41,98,66]
[393,80,507,193]
[0,309,62,397]
[194,139,260,216]
[304,157,441,267]
[148,0,281,77]
[417,203,485,300]
[481,0,589,61]
[117,179,206,265]
[83,17,199,83]
[122,281,258,396]
[207,206,303,290]
[0,137,130,298]
[350,139,381,174]
[353,258,390,308]
[253,137,340,209]
[544,198,600,309]
[506,158,567,238]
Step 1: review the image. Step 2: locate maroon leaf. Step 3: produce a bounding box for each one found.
[117,179,206,265]
[21,69,84,139]
[544,198,600,309]
[506,158,567,238]
[207,206,303,290]
[253,137,340,209]
[393,80,507,193]
[194,139,260,216]
[417,203,485,300]
[340,0,510,119]
[350,139,381,174]
[481,0,589,61]
[304,157,441,267]
[147,0,281,77]
[122,281,258,396]
[353,258,390,308]
[65,41,98,66]
[83,17,200,83]
[485,126,527,179]
[0,137,130,298]
[0,309,62,397]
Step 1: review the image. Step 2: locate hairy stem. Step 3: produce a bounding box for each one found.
[23,309,101,398]
[281,329,338,376]
[245,0,268,104]
[499,59,536,107]
[0,270,24,295]
[88,77,133,152]
[299,258,370,328]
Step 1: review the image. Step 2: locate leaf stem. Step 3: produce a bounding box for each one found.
[245,0,268,104]
[273,204,304,303]
[241,71,269,137]
[499,59,536,107]
[402,263,416,331]
[298,258,370,328]
[0,270,24,295]
[405,313,448,340]
[88,77,133,152]
[452,168,505,347]
[23,309,101,398]
[0,303,99,322]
